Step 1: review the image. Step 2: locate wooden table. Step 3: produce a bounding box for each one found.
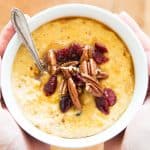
[0,0,150,36]
[0,0,150,150]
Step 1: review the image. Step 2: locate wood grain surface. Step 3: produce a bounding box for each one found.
[0,0,150,150]
[0,0,150,36]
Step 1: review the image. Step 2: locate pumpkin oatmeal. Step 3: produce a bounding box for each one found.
[12,17,134,138]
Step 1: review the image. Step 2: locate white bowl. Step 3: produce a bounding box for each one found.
[1,4,148,148]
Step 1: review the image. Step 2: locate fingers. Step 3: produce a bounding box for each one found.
[0,14,31,109]
[104,12,150,150]
[118,12,150,74]
[0,14,30,57]
[25,133,50,150]
[0,57,2,109]
[122,100,150,150]
[119,12,150,52]
[145,51,150,75]
[0,21,15,56]
[0,22,15,110]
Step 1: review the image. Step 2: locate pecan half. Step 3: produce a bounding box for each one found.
[60,68,81,110]
[86,83,102,97]
[61,68,71,79]
[96,69,108,79]
[89,58,97,77]
[87,61,91,76]
[80,45,90,62]
[67,78,81,110]
[79,46,95,76]
[60,66,79,75]
[47,50,57,74]
[81,73,102,96]
[60,61,79,67]
[81,74,101,89]
[88,46,93,58]
[79,60,89,74]
[59,79,67,95]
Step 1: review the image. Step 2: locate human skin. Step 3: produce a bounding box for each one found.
[105,12,150,150]
[0,22,49,150]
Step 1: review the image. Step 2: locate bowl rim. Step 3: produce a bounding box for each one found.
[1,3,148,148]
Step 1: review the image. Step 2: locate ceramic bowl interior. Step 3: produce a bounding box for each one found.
[1,4,148,148]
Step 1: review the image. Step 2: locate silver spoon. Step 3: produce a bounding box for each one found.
[11,8,45,72]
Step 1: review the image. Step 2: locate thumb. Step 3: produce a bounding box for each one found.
[0,21,15,56]
[0,14,30,57]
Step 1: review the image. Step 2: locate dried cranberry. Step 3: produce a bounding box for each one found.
[56,44,83,63]
[93,42,109,64]
[95,42,108,53]
[72,73,85,88]
[103,88,116,106]
[68,43,83,61]
[60,95,73,113]
[56,48,69,63]
[93,53,109,64]
[95,96,109,114]
[43,74,57,96]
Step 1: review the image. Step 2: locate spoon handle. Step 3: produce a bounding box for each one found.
[11,8,45,72]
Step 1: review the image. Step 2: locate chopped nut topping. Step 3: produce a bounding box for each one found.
[86,83,102,97]
[60,61,79,67]
[81,73,102,95]
[81,73,100,88]
[87,61,91,76]
[96,69,108,79]
[48,50,57,65]
[59,79,67,95]
[79,60,89,74]
[60,66,79,73]
[47,49,57,74]
[89,58,97,77]
[80,45,90,62]
[60,67,81,110]
[61,68,71,79]
[68,78,81,110]
[43,43,116,114]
